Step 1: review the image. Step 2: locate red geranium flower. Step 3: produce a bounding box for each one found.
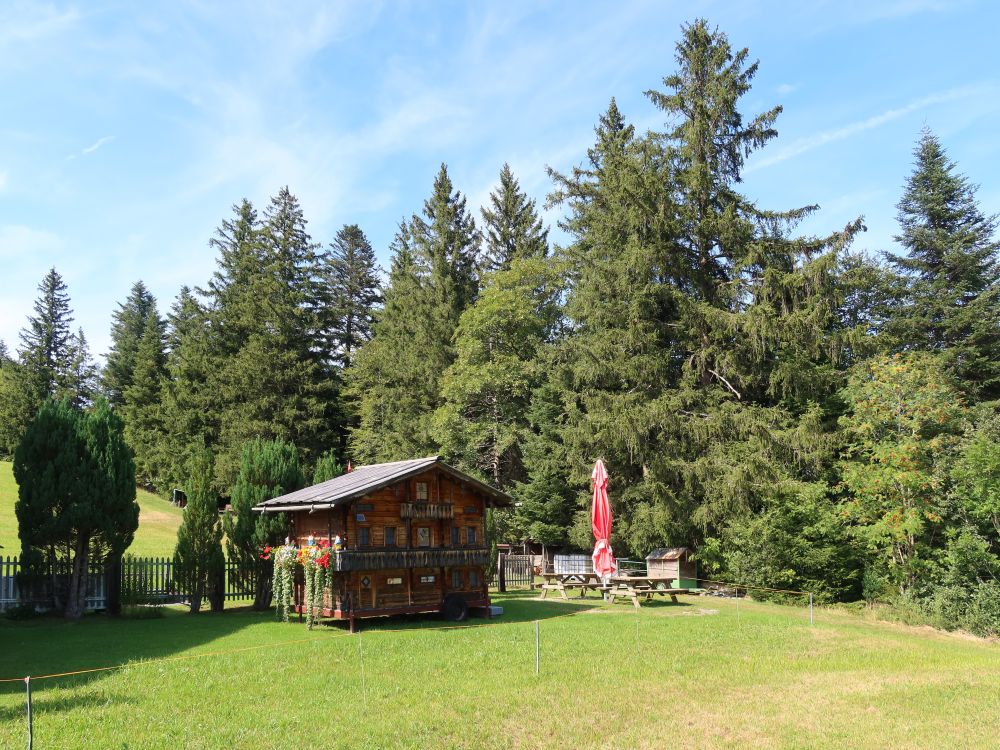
[260,545,272,560]
[316,552,330,569]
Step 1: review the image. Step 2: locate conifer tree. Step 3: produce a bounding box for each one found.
[15,399,138,619]
[348,167,481,461]
[212,188,339,485]
[325,224,382,368]
[312,450,343,484]
[160,287,219,491]
[18,267,76,408]
[480,164,548,272]
[62,328,99,408]
[123,311,168,488]
[103,281,159,407]
[224,438,303,610]
[886,130,1000,400]
[173,445,224,613]
[431,164,553,496]
[545,21,863,563]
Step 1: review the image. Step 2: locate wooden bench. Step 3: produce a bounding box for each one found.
[606,576,683,608]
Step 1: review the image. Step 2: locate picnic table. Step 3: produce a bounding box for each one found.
[538,572,607,599]
[606,576,681,608]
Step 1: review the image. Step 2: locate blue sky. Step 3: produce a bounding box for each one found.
[2,0,999,359]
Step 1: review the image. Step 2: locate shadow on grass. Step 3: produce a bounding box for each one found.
[339,589,598,633]
[0,605,274,705]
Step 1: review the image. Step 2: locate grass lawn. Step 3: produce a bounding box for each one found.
[0,461,182,557]
[1,592,998,749]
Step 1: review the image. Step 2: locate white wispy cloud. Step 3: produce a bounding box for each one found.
[0,170,7,191]
[776,83,797,96]
[82,135,114,155]
[65,135,115,161]
[747,84,994,172]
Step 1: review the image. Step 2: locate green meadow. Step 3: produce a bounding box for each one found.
[1,592,997,749]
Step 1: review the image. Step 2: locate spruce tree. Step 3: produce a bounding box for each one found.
[347,167,481,462]
[480,164,548,272]
[212,188,339,486]
[103,281,159,407]
[544,21,863,569]
[173,445,224,613]
[325,224,382,368]
[223,438,303,610]
[312,449,344,484]
[123,311,168,488]
[160,287,219,491]
[886,130,1000,400]
[62,328,99,408]
[18,267,76,408]
[433,256,558,489]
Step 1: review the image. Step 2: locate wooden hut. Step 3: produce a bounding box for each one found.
[645,548,698,588]
[254,456,512,629]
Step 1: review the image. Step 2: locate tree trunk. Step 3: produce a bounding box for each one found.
[65,537,89,620]
[189,580,204,614]
[253,562,273,611]
[208,565,225,613]
[105,557,122,616]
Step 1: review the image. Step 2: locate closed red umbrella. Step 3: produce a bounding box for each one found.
[591,459,617,579]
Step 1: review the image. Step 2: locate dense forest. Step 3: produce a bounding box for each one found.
[3,21,1000,628]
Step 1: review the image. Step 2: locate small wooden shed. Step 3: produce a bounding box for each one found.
[646,548,697,589]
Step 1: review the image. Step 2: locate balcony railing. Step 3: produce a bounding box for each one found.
[330,547,489,572]
[399,503,454,520]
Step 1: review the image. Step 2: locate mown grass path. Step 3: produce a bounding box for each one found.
[1,591,997,749]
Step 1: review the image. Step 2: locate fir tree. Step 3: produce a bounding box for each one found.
[223,438,303,610]
[886,130,1000,400]
[173,445,225,613]
[433,255,558,490]
[123,310,168,489]
[103,281,159,407]
[348,167,481,461]
[18,267,76,408]
[160,287,219,491]
[545,21,863,563]
[480,164,548,272]
[62,328,99,409]
[212,188,339,485]
[325,224,382,368]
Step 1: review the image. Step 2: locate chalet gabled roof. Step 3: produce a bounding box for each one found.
[253,456,513,513]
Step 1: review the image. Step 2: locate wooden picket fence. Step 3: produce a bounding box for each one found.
[0,555,258,612]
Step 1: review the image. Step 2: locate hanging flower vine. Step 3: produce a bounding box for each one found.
[263,540,332,629]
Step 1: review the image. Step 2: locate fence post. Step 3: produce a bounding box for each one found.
[809,593,814,626]
[106,557,122,616]
[497,552,506,593]
[534,620,540,675]
[25,676,32,750]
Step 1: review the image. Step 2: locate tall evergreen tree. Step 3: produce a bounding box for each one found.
[480,164,548,272]
[123,310,168,488]
[103,281,159,407]
[434,166,551,489]
[212,188,339,485]
[160,287,219,491]
[545,21,863,568]
[348,167,481,461]
[173,444,225,613]
[223,438,303,610]
[886,130,1000,400]
[325,224,382,368]
[62,328,99,409]
[18,267,76,407]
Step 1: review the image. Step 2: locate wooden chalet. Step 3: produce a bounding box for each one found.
[254,456,512,628]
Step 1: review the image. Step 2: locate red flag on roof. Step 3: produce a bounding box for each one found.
[346,460,353,473]
[591,459,616,579]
